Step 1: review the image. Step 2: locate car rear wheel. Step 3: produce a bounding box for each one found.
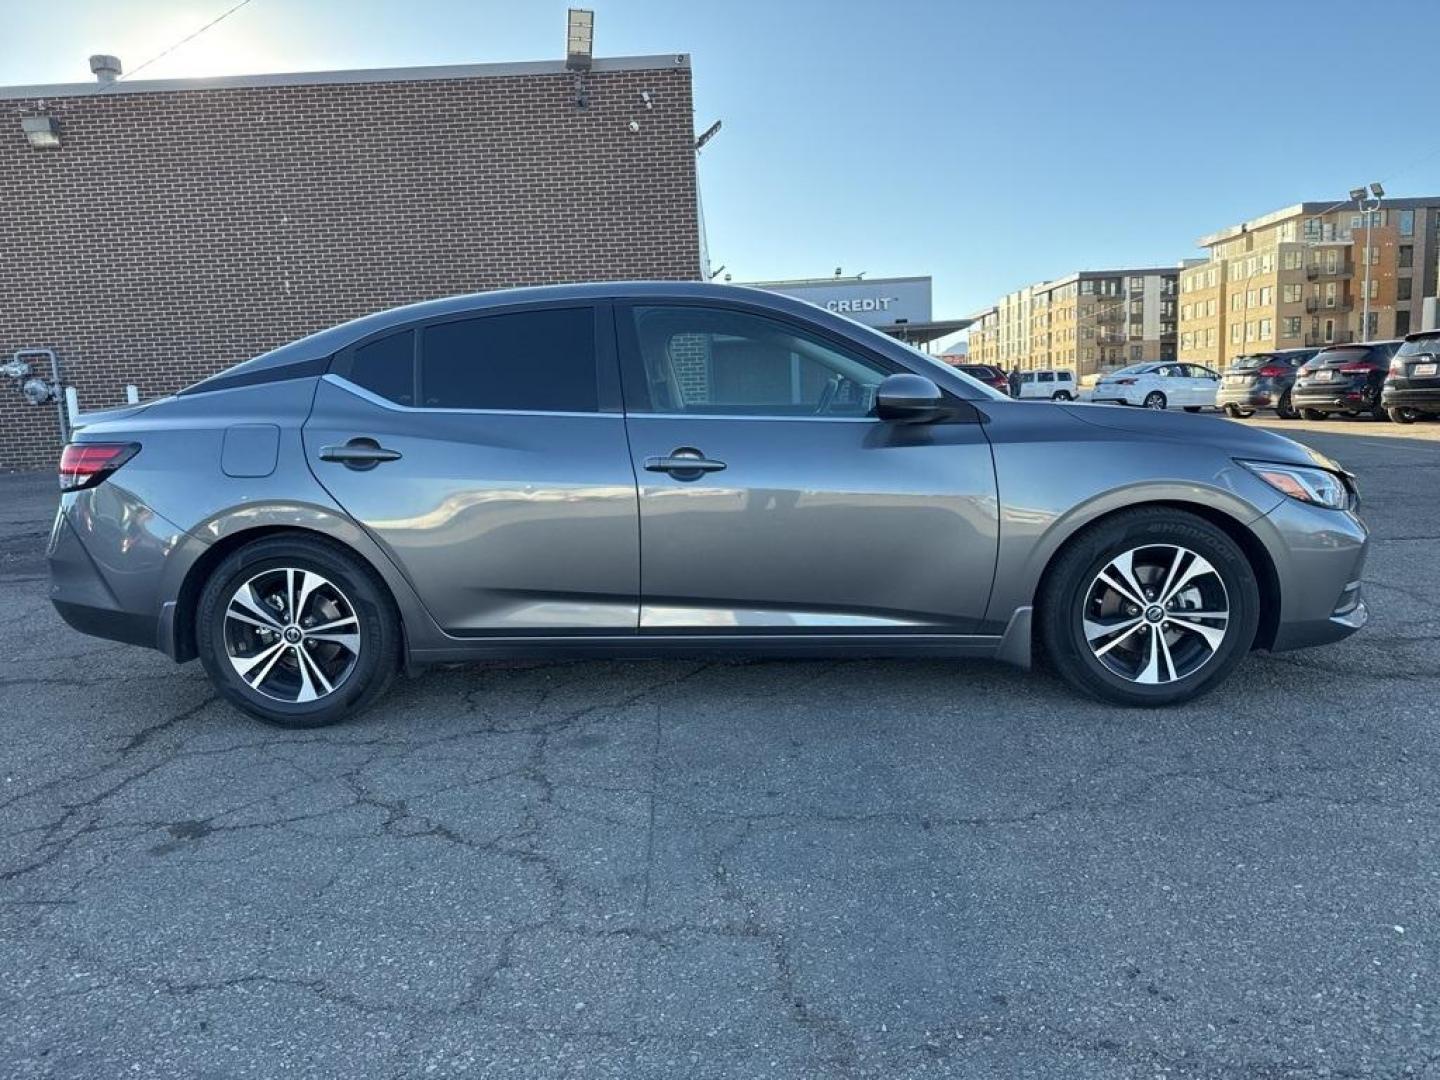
[1038,509,1259,707]
[1183,406,1202,413]
[1389,406,1418,424]
[1051,390,1073,401]
[1275,391,1298,420]
[1223,404,1254,419]
[197,535,400,727]
[1143,392,1166,410]
[1300,408,1327,420]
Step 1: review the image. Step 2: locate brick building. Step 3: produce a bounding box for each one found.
[0,54,702,469]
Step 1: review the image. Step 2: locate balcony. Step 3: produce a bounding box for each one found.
[1305,331,1354,347]
[1095,307,1126,324]
[1096,332,1126,345]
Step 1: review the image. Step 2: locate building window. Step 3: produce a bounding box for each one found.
[1259,286,1273,306]
[1325,282,1337,307]
[1131,345,1143,361]
[1369,278,1380,301]
[1399,245,1414,269]
[1282,316,1301,338]
[1399,210,1415,236]
[1325,250,1338,274]
[1231,293,1243,312]
[1230,324,1242,344]
[1206,328,1216,348]
[1259,318,1272,339]
[1364,312,1379,339]
[1261,252,1274,274]
[1247,289,1259,307]
[1397,310,1411,335]
[1283,283,1302,304]
[1398,278,1413,301]
[1282,249,1303,271]
[1182,304,1192,321]
[1129,276,1144,291]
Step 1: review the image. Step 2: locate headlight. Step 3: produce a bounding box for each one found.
[1240,460,1351,510]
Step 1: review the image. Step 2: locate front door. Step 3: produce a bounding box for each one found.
[616,302,998,633]
[304,303,639,634]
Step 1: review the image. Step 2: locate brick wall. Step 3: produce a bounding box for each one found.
[0,60,700,470]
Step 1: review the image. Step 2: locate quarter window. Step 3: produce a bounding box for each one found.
[348,330,415,405]
[419,308,598,412]
[622,306,891,417]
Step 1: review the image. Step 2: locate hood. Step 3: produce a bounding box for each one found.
[1056,403,1330,469]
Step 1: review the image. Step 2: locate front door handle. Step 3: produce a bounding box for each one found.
[644,447,726,481]
[320,438,402,470]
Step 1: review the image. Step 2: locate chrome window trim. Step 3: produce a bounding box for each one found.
[622,411,879,424]
[323,373,615,419]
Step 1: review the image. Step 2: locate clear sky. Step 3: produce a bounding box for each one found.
[7,0,1440,342]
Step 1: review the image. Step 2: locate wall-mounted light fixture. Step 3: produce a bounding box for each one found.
[566,9,594,71]
[21,115,61,149]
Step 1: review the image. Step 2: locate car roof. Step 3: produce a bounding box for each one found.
[201,281,889,382]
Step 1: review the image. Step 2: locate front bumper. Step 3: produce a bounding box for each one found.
[1262,495,1370,652]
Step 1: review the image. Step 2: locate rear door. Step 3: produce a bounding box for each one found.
[304,303,640,634]
[615,301,998,633]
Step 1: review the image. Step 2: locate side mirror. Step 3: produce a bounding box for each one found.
[875,373,944,423]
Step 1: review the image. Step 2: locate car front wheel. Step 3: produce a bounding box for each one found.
[1038,509,1259,707]
[196,534,401,727]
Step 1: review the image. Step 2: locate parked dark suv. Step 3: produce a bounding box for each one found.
[954,363,1011,394]
[1216,348,1318,420]
[1293,340,1403,421]
[1383,331,1440,423]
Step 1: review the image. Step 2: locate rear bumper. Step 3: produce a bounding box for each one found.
[1293,378,1382,412]
[1381,386,1440,411]
[46,489,196,658]
[1216,381,1286,410]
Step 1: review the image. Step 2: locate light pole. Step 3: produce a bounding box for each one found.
[1352,182,1385,342]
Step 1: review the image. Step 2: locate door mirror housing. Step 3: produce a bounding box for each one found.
[875,373,944,423]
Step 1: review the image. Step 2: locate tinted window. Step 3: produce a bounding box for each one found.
[350,330,415,405]
[1038,371,1055,382]
[1398,336,1440,357]
[420,308,597,411]
[624,306,890,416]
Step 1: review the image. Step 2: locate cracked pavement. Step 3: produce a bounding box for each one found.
[1,422,1438,1079]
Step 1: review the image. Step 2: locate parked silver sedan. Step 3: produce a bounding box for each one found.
[49,283,1368,725]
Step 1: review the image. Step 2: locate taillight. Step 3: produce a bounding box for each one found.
[1256,364,1288,378]
[1338,364,1377,374]
[58,442,140,492]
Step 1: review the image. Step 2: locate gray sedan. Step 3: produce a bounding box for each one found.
[49,283,1368,725]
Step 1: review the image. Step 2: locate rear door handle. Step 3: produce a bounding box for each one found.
[320,438,402,470]
[644,448,726,480]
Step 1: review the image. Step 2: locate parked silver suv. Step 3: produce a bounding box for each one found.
[49,283,1369,725]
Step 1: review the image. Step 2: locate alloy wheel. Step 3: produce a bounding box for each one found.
[1081,544,1230,685]
[223,568,361,703]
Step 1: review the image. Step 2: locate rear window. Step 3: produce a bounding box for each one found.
[1228,354,1273,371]
[1399,336,1440,357]
[1315,348,1371,367]
[960,365,1001,380]
[420,308,598,411]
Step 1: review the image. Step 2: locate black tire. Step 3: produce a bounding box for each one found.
[1037,509,1260,708]
[1143,391,1167,410]
[1275,390,1298,420]
[1223,404,1254,419]
[1388,406,1417,424]
[1300,407,1327,420]
[1371,402,1390,422]
[1183,406,1202,413]
[1051,390,1073,401]
[196,534,400,727]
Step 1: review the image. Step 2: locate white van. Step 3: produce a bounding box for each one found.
[1015,369,1076,401]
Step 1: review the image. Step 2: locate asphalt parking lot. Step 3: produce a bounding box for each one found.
[2,418,1437,1079]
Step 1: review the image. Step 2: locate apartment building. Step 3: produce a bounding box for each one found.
[1178,198,1440,367]
[965,268,1178,375]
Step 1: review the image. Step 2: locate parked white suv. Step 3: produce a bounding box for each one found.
[1090,362,1221,411]
[1014,369,1076,400]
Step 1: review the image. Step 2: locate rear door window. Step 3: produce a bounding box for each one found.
[420,307,598,412]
